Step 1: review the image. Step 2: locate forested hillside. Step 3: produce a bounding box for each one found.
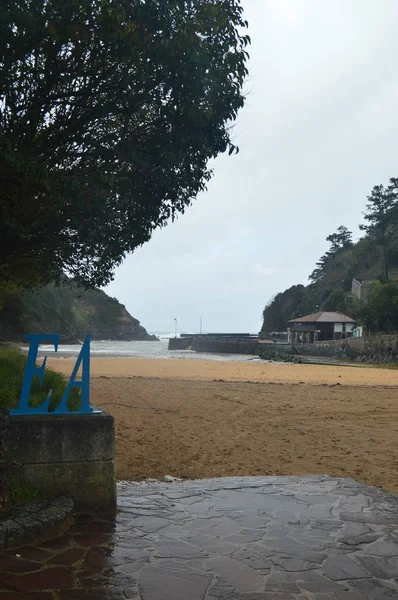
[0,280,156,342]
[260,178,398,336]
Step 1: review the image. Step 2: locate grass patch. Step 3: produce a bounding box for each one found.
[9,478,43,505]
[0,347,81,412]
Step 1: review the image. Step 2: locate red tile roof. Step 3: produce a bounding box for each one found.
[288,311,355,324]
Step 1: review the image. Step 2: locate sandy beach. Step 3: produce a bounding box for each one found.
[50,357,398,493]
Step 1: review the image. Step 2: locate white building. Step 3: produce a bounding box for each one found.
[288,311,356,343]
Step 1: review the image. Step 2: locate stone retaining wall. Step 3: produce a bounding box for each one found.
[0,497,74,550]
[273,335,398,364]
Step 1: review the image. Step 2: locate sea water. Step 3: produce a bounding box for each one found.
[34,334,261,362]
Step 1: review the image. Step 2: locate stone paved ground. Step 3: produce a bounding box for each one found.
[1,476,398,599]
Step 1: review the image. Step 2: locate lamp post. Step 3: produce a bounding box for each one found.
[174,318,177,338]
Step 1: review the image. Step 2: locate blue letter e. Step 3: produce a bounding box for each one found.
[11,334,59,415]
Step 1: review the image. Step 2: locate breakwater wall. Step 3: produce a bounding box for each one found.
[170,333,398,363]
[168,337,192,350]
[272,335,398,364]
[193,336,259,355]
[168,335,260,355]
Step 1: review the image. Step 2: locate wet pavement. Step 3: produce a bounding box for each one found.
[1,476,398,599]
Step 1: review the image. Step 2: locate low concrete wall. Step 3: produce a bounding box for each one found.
[192,337,259,355]
[9,412,116,513]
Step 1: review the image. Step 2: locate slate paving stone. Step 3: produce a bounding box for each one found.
[83,546,115,568]
[131,516,171,533]
[2,565,75,591]
[356,554,398,579]
[231,546,274,570]
[70,531,112,546]
[10,545,54,562]
[183,531,242,556]
[206,577,236,598]
[295,570,353,593]
[271,555,318,572]
[338,534,379,546]
[59,590,128,600]
[122,591,140,599]
[153,539,208,559]
[362,539,398,557]
[139,564,212,600]
[263,569,301,592]
[47,547,88,565]
[311,520,343,532]
[39,533,73,550]
[349,578,398,599]
[322,554,370,580]
[211,555,265,592]
[1,476,398,598]
[313,593,368,600]
[0,593,54,599]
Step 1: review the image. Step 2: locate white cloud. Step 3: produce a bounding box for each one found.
[255,265,276,276]
[106,0,398,332]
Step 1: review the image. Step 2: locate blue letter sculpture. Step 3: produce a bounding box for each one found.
[11,334,94,416]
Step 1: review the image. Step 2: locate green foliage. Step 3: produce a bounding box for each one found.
[9,479,42,505]
[0,0,249,288]
[358,282,398,333]
[261,285,307,335]
[359,179,398,282]
[326,225,353,252]
[309,225,353,283]
[0,281,21,311]
[0,278,149,342]
[261,177,398,336]
[0,347,80,411]
[258,348,301,363]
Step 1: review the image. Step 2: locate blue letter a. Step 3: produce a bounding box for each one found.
[54,335,93,414]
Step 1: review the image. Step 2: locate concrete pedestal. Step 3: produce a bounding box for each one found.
[9,412,116,513]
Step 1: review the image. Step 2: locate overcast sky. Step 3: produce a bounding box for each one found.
[105,0,398,334]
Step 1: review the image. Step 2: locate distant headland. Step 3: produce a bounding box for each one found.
[0,279,157,343]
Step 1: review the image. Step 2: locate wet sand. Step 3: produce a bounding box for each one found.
[50,358,398,493]
[50,356,398,386]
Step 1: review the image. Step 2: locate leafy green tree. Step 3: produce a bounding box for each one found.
[260,285,307,335]
[0,0,249,288]
[309,225,353,282]
[309,254,330,283]
[358,281,398,333]
[320,287,347,312]
[326,225,353,252]
[359,183,397,282]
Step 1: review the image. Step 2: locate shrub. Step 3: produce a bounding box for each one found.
[0,347,80,411]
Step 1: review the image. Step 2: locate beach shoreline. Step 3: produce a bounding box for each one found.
[48,356,398,493]
[49,355,398,386]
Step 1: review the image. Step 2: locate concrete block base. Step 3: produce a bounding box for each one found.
[10,412,116,514]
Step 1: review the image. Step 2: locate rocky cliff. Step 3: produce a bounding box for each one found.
[0,281,157,343]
